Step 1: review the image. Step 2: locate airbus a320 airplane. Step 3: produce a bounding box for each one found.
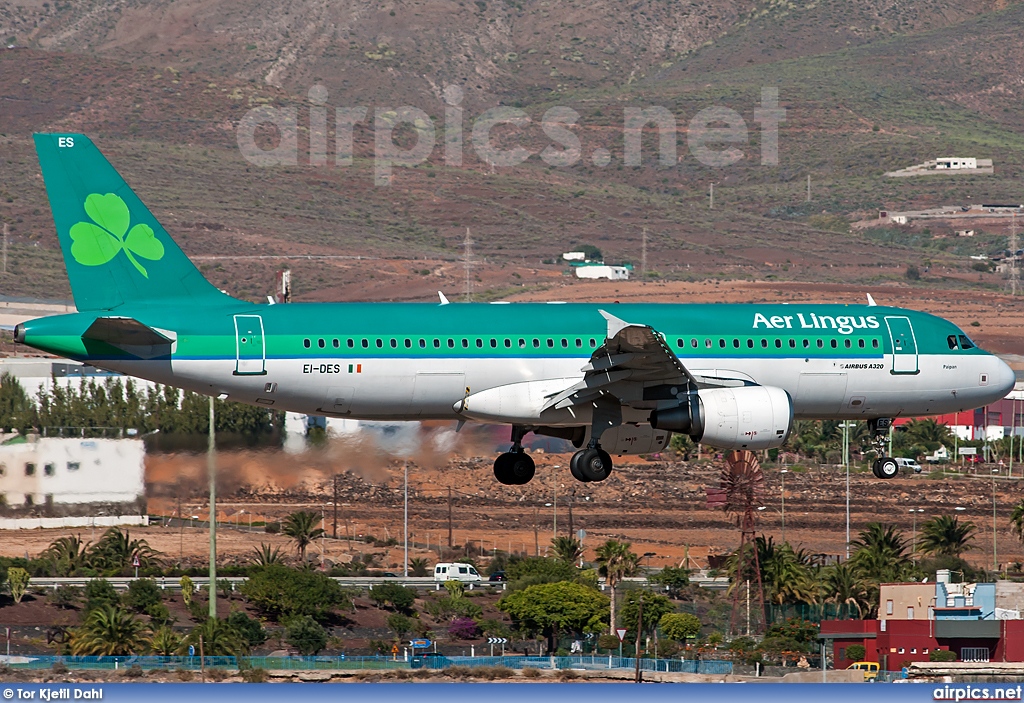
[16,134,1016,485]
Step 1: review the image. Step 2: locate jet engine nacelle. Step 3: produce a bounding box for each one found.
[650,385,792,451]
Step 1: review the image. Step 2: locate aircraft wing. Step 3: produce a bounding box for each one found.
[543,310,699,411]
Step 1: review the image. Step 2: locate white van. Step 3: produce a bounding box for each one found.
[433,562,482,582]
[895,457,923,474]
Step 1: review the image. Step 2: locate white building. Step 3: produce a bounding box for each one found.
[936,158,978,170]
[574,265,631,281]
[562,251,587,261]
[0,437,145,510]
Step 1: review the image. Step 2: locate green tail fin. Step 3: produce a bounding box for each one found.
[33,133,232,311]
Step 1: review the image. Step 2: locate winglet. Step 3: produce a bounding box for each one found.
[438,291,450,305]
[866,293,877,307]
[598,309,631,338]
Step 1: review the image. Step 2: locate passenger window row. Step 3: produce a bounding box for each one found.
[301,337,601,350]
[674,337,880,350]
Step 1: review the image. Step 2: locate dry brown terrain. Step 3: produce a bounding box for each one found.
[1,445,1021,573]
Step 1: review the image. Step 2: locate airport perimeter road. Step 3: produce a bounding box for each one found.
[28,573,729,591]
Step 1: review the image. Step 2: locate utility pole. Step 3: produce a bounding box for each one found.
[403,461,409,578]
[634,593,644,683]
[2,222,7,274]
[806,174,811,202]
[709,183,715,210]
[332,474,339,539]
[533,507,539,556]
[552,483,557,539]
[641,227,647,279]
[1007,211,1015,294]
[208,396,217,620]
[463,227,473,302]
[447,486,453,549]
[993,474,998,573]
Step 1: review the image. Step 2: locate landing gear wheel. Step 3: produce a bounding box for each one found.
[569,451,589,482]
[875,456,900,480]
[493,452,535,485]
[493,453,515,485]
[573,447,613,482]
[507,452,536,485]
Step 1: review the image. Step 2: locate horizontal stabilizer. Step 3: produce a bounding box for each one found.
[83,317,173,347]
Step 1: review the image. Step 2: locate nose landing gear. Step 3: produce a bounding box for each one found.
[868,418,900,479]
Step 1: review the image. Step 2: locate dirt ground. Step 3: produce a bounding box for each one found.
[2,446,1021,572]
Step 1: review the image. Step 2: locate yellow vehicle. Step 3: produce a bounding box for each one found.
[847,661,880,681]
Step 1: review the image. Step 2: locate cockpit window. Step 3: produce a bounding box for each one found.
[959,334,976,350]
[947,335,959,350]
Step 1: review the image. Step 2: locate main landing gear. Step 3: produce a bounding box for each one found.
[493,426,536,485]
[868,417,900,479]
[569,444,613,483]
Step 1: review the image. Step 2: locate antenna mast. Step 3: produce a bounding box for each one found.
[1011,213,1019,297]
[641,227,648,279]
[463,227,473,302]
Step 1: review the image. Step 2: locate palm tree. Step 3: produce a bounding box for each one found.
[181,618,247,656]
[409,557,430,577]
[918,515,977,558]
[251,543,284,566]
[69,605,150,656]
[761,541,816,606]
[903,419,954,452]
[821,563,871,618]
[283,511,326,562]
[551,536,583,565]
[87,528,162,573]
[150,626,182,656]
[1011,500,1024,544]
[40,535,90,577]
[594,539,639,635]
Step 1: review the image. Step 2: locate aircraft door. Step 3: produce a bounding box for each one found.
[234,314,266,375]
[885,316,918,374]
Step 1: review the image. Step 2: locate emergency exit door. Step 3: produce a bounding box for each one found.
[234,314,266,375]
[885,316,918,374]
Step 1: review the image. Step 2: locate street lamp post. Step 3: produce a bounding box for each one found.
[992,471,999,573]
[839,422,857,560]
[909,509,924,562]
[780,469,788,544]
[404,461,409,579]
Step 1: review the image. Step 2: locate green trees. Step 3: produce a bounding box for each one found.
[0,372,36,433]
[386,613,415,640]
[251,543,284,566]
[409,557,430,577]
[593,540,639,635]
[286,616,328,655]
[84,578,119,612]
[40,536,90,577]
[618,591,674,640]
[7,567,29,603]
[182,618,247,656]
[369,583,416,613]
[822,563,871,618]
[227,611,267,650]
[150,626,181,655]
[498,581,609,654]
[69,605,150,655]
[660,613,701,642]
[919,515,978,558]
[649,566,691,598]
[1012,500,1024,544]
[240,565,348,621]
[282,511,326,561]
[505,556,579,590]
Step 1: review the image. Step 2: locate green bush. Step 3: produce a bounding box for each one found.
[84,579,119,612]
[930,649,957,662]
[660,612,702,642]
[227,611,267,648]
[124,579,162,613]
[845,644,866,662]
[286,615,328,656]
[240,565,349,621]
[369,583,416,613]
[8,567,29,603]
